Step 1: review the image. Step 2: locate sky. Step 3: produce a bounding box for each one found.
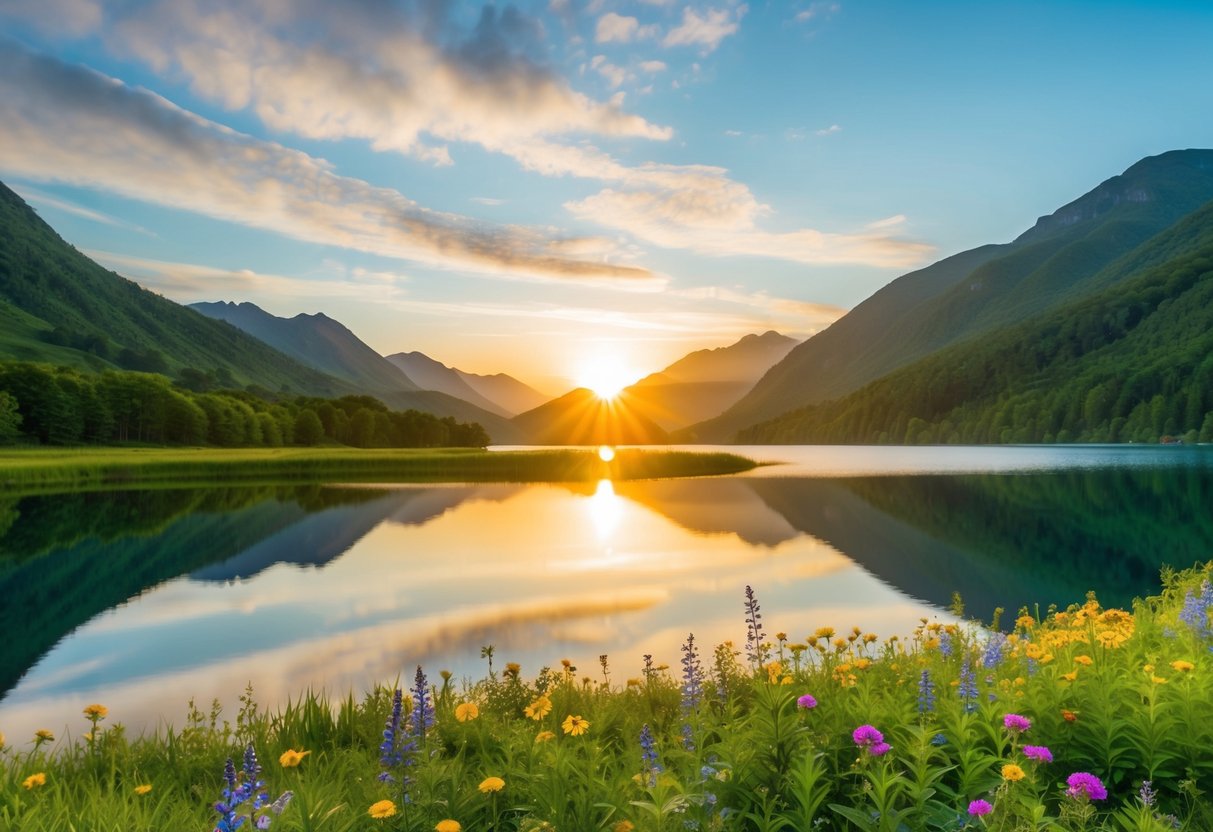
[1,0,1211,393]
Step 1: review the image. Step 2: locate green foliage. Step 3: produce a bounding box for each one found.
[0,391,20,442]
[5,566,1213,830]
[739,211,1213,445]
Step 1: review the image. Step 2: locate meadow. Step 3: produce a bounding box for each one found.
[4,564,1212,832]
[0,447,756,493]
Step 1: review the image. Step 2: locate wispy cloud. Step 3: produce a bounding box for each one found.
[12,185,154,235]
[815,124,842,136]
[663,6,747,54]
[595,12,657,44]
[0,43,655,285]
[796,2,841,23]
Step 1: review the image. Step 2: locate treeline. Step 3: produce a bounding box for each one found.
[0,362,490,448]
[738,245,1213,445]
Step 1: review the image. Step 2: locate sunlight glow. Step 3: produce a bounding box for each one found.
[587,478,623,540]
[576,356,638,400]
[597,445,616,462]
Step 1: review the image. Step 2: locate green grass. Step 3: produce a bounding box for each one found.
[5,566,1213,831]
[0,446,757,494]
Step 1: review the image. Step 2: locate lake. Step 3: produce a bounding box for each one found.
[3,444,1213,740]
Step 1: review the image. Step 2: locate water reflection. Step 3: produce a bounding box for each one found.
[3,446,1213,740]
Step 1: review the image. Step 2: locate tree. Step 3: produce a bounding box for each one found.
[294,409,324,446]
[0,391,21,443]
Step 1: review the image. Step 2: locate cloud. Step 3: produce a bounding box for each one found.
[639,60,667,73]
[12,185,154,235]
[590,54,628,88]
[796,2,841,23]
[663,5,746,53]
[0,43,654,285]
[471,197,506,206]
[27,0,673,167]
[595,12,640,43]
[1,0,101,36]
[815,124,842,136]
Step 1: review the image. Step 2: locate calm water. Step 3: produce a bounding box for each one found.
[3,444,1213,739]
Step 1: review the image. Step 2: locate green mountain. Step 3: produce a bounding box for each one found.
[625,331,798,430]
[738,198,1213,444]
[192,301,421,393]
[0,181,351,396]
[688,149,1213,441]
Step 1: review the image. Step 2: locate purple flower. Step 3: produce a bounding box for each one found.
[797,693,818,709]
[1066,772,1108,801]
[1003,713,1031,733]
[869,741,892,756]
[917,669,936,714]
[968,799,993,816]
[958,658,978,712]
[852,724,884,748]
[1023,745,1053,763]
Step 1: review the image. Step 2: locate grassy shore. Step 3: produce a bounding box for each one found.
[0,447,757,493]
[4,566,1213,831]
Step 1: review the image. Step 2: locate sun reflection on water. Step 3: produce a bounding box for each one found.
[587,478,623,540]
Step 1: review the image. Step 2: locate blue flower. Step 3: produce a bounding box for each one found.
[639,723,662,787]
[1180,581,1213,638]
[917,669,935,714]
[982,633,1007,668]
[958,658,978,712]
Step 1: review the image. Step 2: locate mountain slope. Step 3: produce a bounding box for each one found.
[0,181,350,396]
[689,149,1213,440]
[620,331,799,431]
[511,388,669,444]
[455,369,550,416]
[193,301,420,393]
[738,199,1213,444]
[384,351,509,416]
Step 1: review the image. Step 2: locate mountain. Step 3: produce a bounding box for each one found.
[0,181,351,396]
[384,351,511,416]
[738,197,1213,444]
[624,331,799,430]
[455,369,550,416]
[193,301,421,393]
[688,149,1213,440]
[511,388,669,445]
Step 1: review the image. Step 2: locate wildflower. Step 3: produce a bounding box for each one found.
[930,733,948,746]
[1002,764,1026,782]
[917,670,935,714]
[639,723,662,786]
[1003,714,1031,733]
[1139,780,1157,808]
[613,821,636,832]
[455,702,480,722]
[743,585,767,666]
[1171,660,1195,673]
[214,745,281,832]
[852,725,884,748]
[0,731,4,748]
[1023,745,1053,763]
[797,693,818,709]
[22,772,46,790]
[435,820,461,832]
[278,749,310,768]
[1061,671,1078,682]
[478,776,505,793]
[524,696,553,720]
[938,630,953,658]
[958,658,978,712]
[983,633,1007,668]
[505,662,521,677]
[1065,772,1107,801]
[379,688,406,781]
[864,633,878,644]
[1073,655,1093,666]
[1016,614,1035,630]
[1179,580,1213,637]
[1061,709,1078,722]
[815,626,835,639]
[34,729,54,743]
[411,666,435,740]
[869,742,892,756]
[968,799,993,816]
[134,784,152,795]
[535,730,555,743]
[562,714,590,736]
[680,633,705,714]
[368,800,397,819]
[83,704,108,720]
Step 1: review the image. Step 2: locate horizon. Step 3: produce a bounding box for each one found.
[1,1,1211,391]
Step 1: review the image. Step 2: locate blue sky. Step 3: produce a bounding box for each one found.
[1,0,1210,391]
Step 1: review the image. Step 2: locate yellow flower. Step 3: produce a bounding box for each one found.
[814,627,835,639]
[478,776,505,793]
[134,784,152,795]
[1016,614,1036,629]
[1172,660,1195,673]
[455,702,480,722]
[1001,764,1026,782]
[524,696,552,720]
[1152,676,1168,685]
[1143,664,1155,673]
[863,633,878,644]
[368,800,398,819]
[83,704,109,720]
[1073,655,1093,666]
[435,820,462,832]
[505,662,521,676]
[0,731,5,747]
[1061,671,1078,682]
[562,714,590,736]
[626,677,643,687]
[35,729,54,741]
[535,730,555,743]
[612,821,636,832]
[279,749,311,768]
[23,772,47,790]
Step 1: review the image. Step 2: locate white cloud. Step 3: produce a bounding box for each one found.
[639,60,668,73]
[796,2,841,23]
[596,12,640,43]
[12,185,154,235]
[0,44,655,285]
[590,54,628,88]
[471,197,506,206]
[663,5,746,53]
[815,124,842,136]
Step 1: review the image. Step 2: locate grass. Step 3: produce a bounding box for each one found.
[0,447,758,494]
[4,566,1213,831]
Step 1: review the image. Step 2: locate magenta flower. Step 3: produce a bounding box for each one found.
[869,741,892,756]
[797,694,818,709]
[1066,772,1108,801]
[968,799,993,816]
[852,725,884,748]
[1003,713,1031,733]
[1023,745,1053,763]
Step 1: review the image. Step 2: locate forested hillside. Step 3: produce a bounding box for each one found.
[738,201,1213,444]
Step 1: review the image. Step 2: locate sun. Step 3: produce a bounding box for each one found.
[576,357,636,400]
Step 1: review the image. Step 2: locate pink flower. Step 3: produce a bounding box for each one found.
[1023,745,1053,763]
[1066,772,1108,801]
[852,725,884,747]
[797,694,818,709]
[968,799,993,816]
[869,741,892,756]
[1003,713,1031,733]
